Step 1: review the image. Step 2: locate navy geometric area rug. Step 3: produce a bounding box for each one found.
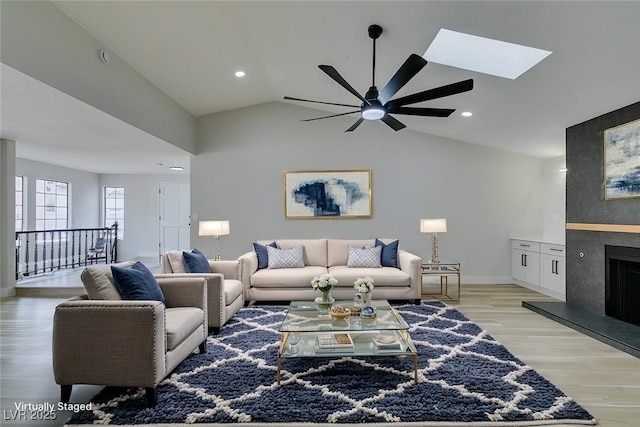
[67,301,596,426]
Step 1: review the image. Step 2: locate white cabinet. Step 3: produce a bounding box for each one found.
[511,239,565,300]
[539,244,565,296]
[511,240,540,286]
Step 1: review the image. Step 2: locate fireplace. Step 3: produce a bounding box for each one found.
[605,245,640,327]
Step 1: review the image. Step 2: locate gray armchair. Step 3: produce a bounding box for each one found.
[161,251,244,334]
[53,269,208,407]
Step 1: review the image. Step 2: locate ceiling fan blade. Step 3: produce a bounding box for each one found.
[283,96,360,108]
[381,114,406,131]
[301,110,361,122]
[345,118,364,132]
[319,65,370,105]
[387,107,455,117]
[378,54,428,105]
[386,79,474,109]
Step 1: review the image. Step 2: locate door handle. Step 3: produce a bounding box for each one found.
[523,254,527,267]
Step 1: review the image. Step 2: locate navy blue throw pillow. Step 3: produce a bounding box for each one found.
[183,248,212,273]
[375,238,399,268]
[111,261,166,304]
[253,241,277,269]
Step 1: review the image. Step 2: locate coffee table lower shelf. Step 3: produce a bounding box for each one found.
[276,331,418,385]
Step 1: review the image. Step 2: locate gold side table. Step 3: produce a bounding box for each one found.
[421,260,461,301]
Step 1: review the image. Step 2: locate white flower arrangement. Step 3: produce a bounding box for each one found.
[311,274,338,292]
[354,276,374,294]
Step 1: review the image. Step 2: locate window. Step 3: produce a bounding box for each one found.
[35,179,68,230]
[15,176,23,231]
[104,187,124,238]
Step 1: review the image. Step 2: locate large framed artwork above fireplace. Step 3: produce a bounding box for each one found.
[605,245,640,327]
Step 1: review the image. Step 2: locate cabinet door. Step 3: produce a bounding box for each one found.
[512,249,527,282]
[540,254,565,294]
[524,252,540,286]
[512,249,539,285]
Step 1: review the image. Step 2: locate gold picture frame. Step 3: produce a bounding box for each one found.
[604,118,640,200]
[284,169,372,219]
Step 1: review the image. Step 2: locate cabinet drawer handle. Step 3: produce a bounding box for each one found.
[551,260,556,274]
[520,244,531,247]
[550,248,563,252]
[523,254,527,267]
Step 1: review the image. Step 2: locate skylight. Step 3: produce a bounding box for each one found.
[424,29,552,79]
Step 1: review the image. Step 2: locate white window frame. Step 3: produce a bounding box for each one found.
[35,179,68,231]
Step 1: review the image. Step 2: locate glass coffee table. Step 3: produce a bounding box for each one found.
[277,300,418,385]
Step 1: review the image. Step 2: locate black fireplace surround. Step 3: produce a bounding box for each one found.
[606,245,640,327]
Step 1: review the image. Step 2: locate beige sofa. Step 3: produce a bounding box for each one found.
[53,263,208,407]
[239,239,422,304]
[160,252,244,334]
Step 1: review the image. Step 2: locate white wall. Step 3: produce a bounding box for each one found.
[16,158,100,229]
[99,174,190,262]
[542,156,566,243]
[192,102,545,283]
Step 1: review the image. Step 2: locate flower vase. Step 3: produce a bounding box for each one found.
[315,289,335,313]
[362,291,372,306]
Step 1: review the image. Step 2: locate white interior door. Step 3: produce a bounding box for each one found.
[159,183,190,259]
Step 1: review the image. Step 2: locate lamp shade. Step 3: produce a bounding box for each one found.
[199,220,230,236]
[420,218,447,233]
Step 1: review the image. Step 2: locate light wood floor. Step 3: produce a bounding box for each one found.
[1,284,639,426]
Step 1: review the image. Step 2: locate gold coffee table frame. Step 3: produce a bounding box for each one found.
[276,300,418,385]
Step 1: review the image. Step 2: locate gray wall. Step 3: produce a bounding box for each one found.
[192,101,546,283]
[0,0,196,154]
[16,159,100,229]
[566,102,640,314]
[99,174,190,261]
[1,139,17,297]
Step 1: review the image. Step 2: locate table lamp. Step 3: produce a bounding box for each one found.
[199,220,230,260]
[420,218,447,263]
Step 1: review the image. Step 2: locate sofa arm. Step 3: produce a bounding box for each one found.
[398,250,422,298]
[238,251,258,289]
[157,277,207,311]
[53,300,166,388]
[208,260,240,280]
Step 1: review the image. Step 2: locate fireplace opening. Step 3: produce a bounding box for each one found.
[605,245,640,327]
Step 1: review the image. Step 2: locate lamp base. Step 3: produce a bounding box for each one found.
[431,234,440,264]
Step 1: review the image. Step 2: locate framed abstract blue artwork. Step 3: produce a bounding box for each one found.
[604,118,640,200]
[284,170,372,219]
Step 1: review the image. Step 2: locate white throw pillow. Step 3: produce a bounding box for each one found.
[347,246,382,268]
[267,245,305,269]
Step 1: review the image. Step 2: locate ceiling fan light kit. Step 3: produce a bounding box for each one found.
[284,24,474,132]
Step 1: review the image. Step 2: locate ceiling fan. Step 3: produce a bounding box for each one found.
[284,24,474,132]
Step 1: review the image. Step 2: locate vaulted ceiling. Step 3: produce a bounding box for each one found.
[3,1,640,173]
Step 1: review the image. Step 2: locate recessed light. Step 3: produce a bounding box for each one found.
[169,166,184,171]
[234,70,246,78]
[424,29,551,79]
[461,111,473,117]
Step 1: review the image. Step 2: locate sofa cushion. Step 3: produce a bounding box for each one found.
[251,266,328,288]
[376,238,399,268]
[267,246,305,269]
[111,262,166,304]
[166,250,187,273]
[347,246,382,268]
[272,239,328,266]
[183,248,212,273]
[328,266,411,287]
[224,279,243,305]
[81,260,136,300]
[253,241,277,269]
[165,307,205,351]
[327,239,375,267]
